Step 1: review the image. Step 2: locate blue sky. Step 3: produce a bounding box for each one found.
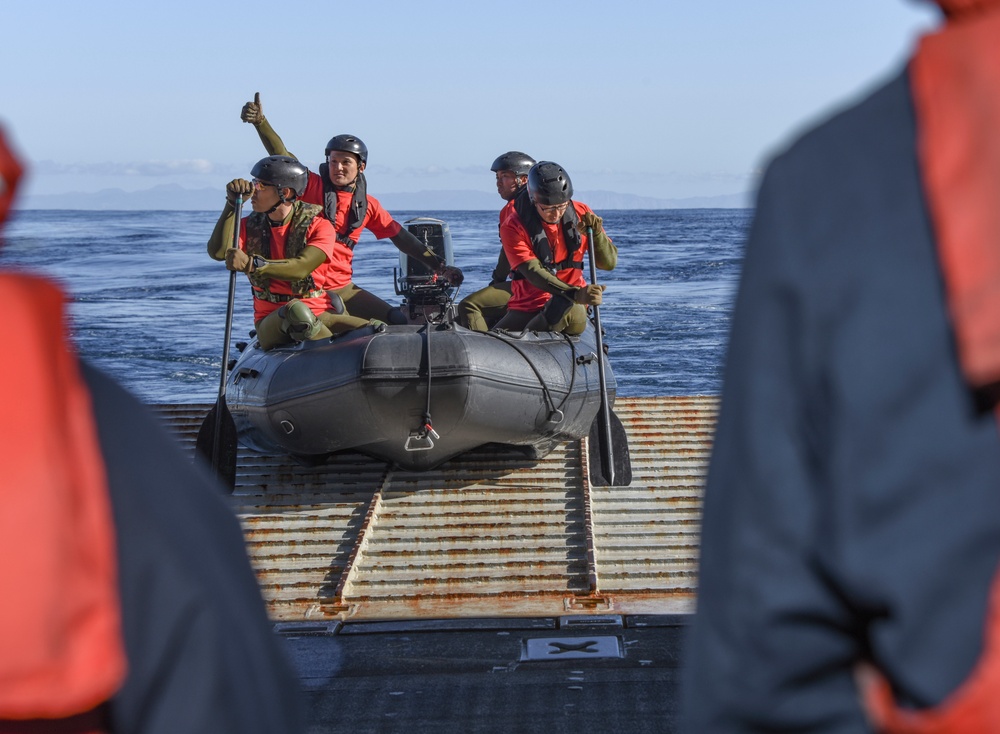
[3,1,941,202]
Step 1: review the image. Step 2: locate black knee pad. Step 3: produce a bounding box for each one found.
[540,293,575,326]
[327,292,346,315]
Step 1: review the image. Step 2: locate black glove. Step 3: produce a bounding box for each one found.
[241,92,264,125]
[436,265,464,286]
[226,178,254,206]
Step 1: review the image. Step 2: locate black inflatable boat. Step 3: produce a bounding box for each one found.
[224,218,617,470]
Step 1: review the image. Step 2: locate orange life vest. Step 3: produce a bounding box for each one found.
[0,273,126,728]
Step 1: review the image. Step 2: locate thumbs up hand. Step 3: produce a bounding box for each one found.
[241,92,264,125]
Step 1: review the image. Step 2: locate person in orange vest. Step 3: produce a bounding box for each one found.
[0,128,303,732]
[456,151,535,332]
[492,161,616,335]
[239,94,462,324]
[682,2,1000,732]
[207,155,375,349]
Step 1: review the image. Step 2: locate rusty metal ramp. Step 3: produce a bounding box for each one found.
[157,396,715,622]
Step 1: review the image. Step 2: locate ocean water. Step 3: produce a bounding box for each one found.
[1,208,750,403]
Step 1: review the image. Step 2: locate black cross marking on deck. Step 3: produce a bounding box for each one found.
[547,640,601,655]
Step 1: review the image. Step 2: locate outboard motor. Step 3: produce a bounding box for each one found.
[395,217,458,323]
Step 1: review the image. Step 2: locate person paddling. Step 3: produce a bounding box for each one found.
[207,155,373,350]
[493,161,617,335]
[457,151,535,332]
[240,93,462,324]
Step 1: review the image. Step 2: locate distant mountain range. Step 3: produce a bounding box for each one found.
[15,184,752,211]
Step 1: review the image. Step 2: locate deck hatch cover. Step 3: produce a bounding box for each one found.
[521,635,622,661]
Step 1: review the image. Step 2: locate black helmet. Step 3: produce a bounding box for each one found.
[250,155,309,197]
[324,134,368,165]
[490,151,535,176]
[527,161,573,206]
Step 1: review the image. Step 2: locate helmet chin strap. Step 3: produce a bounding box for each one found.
[507,182,527,201]
[338,161,365,191]
[265,190,295,218]
[333,170,361,192]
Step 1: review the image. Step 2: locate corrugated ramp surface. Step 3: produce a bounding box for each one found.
[156,396,716,621]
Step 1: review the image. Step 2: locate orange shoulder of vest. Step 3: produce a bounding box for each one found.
[911,7,1000,388]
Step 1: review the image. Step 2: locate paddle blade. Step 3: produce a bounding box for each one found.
[195,399,239,493]
[588,409,633,487]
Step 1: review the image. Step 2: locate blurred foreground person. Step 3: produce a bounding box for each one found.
[682,2,1000,732]
[0,129,303,733]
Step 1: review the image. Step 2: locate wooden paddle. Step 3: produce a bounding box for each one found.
[195,195,242,492]
[586,225,632,487]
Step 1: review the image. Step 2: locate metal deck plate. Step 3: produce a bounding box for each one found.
[157,396,715,622]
